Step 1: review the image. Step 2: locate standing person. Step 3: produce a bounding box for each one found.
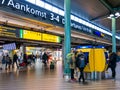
[12,53,18,68]
[23,53,28,66]
[31,53,36,63]
[76,51,87,83]
[5,54,11,70]
[42,52,48,66]
[18,53,23,64]
[1,53,5,70]
[109,52,117,79]
[66,50,76,81]
[74,51,79,68]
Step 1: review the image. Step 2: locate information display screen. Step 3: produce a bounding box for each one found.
[0,25,61,43]
[20,29,61,43]
[0,25,19,38]
[42,33,61,43]
[20,29,42,41]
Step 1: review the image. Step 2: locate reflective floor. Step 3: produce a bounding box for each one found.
[0,60,120,90]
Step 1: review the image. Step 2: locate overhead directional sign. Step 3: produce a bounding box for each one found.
[20,29,42,41]
[20,29,61,43]
[0,0,92,34]
[0,25,19,38]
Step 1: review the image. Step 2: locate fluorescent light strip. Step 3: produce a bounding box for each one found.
[116,36,120,39]
[52,7,59,14]
[27,0,35,4]
[36,0,44,8]
[26,0,120,39]
[44,3,52,11]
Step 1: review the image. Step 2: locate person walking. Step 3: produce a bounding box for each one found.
[109,52,117,79]
[12,53,18,68]
[1,53,5,70]
[42,52,48,66]
[76,51,87,83]
[5,54,11,70]
[31,53,36,63]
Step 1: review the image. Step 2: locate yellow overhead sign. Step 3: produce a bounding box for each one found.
[22,30,41,41]
[20,29,61,43]
[42,33,60,43]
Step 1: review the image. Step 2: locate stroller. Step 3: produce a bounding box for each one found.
[19,62,27,69]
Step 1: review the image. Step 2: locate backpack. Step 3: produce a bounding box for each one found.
[69,58,73,65]
[77,53,86,68]
[66,53,74,65]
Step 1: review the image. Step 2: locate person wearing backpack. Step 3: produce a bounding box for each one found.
[76,51,87,83]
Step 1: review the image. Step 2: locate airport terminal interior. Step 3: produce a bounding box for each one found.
[0,0,120,90]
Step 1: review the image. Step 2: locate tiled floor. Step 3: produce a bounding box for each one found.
[0,60,120,90]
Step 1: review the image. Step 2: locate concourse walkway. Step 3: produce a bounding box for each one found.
[0,61,120,90]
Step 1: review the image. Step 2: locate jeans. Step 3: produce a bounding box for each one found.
[12,61,18,68]
[111,67,116,78]
[79,67,85,82]
[71,69,74,79]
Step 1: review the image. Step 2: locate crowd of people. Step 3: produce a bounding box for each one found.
[0,52,36,70]
[67,50,119,83]
[0,50,119,82]
[0,51,53,70]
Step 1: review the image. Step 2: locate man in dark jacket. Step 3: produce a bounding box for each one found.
[42,52,48,66]
[76,51,87,83]
[109,52,117,79]
[12,53,18,68]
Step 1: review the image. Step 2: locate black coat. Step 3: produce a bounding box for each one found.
[13,54,18,62]
[42,53,48,61]
[109,52,117,68]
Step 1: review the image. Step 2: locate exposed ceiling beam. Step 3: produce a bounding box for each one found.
[91,0,114,21]
[99,0,113,12]
[90,13,110,21]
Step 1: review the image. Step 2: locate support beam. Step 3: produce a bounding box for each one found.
[64,0,71,76]
[91,0,114,21]
[91,13,110,21]
[112,17,116,52]
[99,0,113,12]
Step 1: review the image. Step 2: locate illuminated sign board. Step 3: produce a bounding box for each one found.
[20,29,42,41]
[0,0,47,18]
[42,33,61,43]
[0,25,19,38]
[93,31,104,37]
[76,45,104,49]
[3,43,16,50]
[0,25,61,43]
[0,0,92,34]
[20,29,61,43]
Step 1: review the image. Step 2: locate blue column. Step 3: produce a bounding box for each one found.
[112,17,116,53]
[64,0,71,76]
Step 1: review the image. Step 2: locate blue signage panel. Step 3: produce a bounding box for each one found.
[3,43,16,50]
[76,45,105,49]
[93,30,104,37]
[0,0,93,34]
